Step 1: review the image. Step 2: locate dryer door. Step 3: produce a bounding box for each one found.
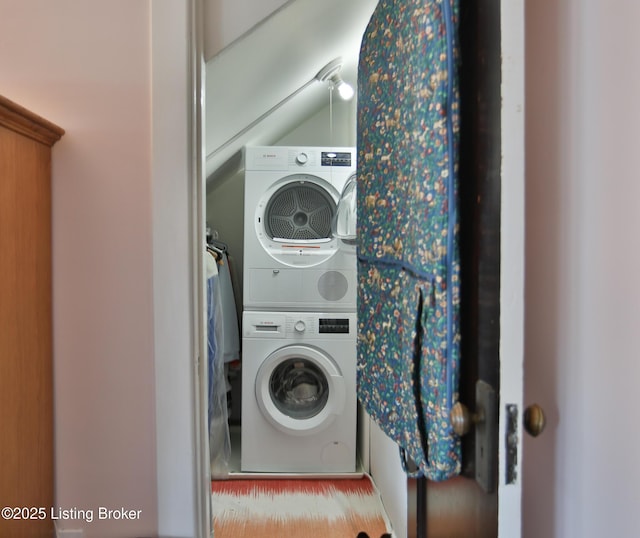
[332,172,357,244]
[264,177,337,242]
[254,174,341,268]
[255,344,346,436]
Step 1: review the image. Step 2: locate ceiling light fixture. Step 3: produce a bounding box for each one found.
[315,58,355,101]
[208,57,355,162]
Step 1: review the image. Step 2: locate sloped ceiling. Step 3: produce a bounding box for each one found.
[205,0,378,182]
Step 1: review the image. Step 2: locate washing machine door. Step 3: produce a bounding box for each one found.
[255,344,346,436]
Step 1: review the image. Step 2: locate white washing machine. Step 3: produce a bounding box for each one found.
[241,311,357,473]
[243,146,356,311]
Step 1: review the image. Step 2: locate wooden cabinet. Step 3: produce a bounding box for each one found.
[0,96,64,537]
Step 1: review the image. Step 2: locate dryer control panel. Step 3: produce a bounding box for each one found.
[321,151,353,167]
[244,146,355,173]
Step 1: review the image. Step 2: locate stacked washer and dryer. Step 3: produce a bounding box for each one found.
[241,146,358,474]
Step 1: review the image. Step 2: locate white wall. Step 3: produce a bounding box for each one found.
[276,98,357,148]
[0,2,156,537]
[203,0,289,59]
[0,2,197,537]
[523,1,640,536]
[369,422,407,537]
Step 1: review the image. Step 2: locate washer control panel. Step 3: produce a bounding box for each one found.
[243,312,355,339]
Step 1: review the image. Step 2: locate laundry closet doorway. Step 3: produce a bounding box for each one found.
[201,0,529,536]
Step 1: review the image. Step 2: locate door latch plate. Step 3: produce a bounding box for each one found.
[505,404,519,484]
[475,380,497,493]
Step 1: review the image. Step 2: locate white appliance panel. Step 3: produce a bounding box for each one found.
[241,311,357,473]
[243,146,356,311]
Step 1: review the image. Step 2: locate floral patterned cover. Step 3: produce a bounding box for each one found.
[356,0,461,480]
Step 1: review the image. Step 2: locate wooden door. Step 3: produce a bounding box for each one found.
[0,96,64,538]
[407,0,526,535]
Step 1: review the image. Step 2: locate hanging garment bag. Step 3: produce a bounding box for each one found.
[217,251,240,364]
[357,0,461,481]
[206,250,231,478]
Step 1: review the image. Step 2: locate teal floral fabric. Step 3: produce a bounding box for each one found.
[356,0,461,481]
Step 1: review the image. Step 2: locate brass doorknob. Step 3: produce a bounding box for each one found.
[524,404,546,437]
[450,402,483,437]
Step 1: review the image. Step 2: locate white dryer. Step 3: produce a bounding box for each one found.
[241,311,357,473]
[243,146,356,311]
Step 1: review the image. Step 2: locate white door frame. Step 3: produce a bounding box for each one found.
[152,1,210,537]
[498,0,526,534]
[157,0,526,535]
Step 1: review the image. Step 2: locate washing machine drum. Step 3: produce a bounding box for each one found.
[264,180,337,241]
[269,358,329,418]
[255,345,346,436]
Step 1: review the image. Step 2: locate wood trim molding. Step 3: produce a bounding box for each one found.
[0,95,64,147]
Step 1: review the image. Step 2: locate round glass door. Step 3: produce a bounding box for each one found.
[255,345,345,435]
[269,358,329,419]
